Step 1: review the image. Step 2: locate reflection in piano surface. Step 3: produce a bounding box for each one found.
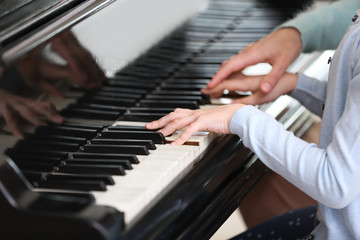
[0,0,329,239]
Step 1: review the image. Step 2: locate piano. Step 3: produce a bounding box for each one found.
[0,0,330,239]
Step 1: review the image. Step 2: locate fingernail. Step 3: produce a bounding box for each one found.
[55,116,65,123]
[261,82,272,93]
[171,141,179,145]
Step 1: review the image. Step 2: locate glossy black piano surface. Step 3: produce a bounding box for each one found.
[0,0,315,239]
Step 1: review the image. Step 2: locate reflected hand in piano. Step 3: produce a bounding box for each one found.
[0,29,106,136]
[15,31,106,96]
[51,31,107,89]
[0,88,64,137]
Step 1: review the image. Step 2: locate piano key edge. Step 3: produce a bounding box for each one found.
[0,155,123,240]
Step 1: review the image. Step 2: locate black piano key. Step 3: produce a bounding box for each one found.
[106,125,148,131]
[166,78,210,84]
[161,83,207,91]
[91,138,156,150]
[61,108,123,121]
[100,130,165,144]
[77,95,138,107]
[105,79,156,90]
[146,53,192,64]
[22,171,43,183]
[61,122,106,130]
[82,144,149,155]
[5,149,69,160]
[191,56,229,64]
[58,164,125,176]
[172,30,218,39]
[120,68,172,78]
[46,173,115,185]
[129,107,174,114]
[151,90,202,96]
[147,47,194,56]
[150,91,210,104]
[122,112,167,122]
[161,38,206,48]
[185,63,221,69]
[72,153,139,164]
[14,140,80,152]
[84,90,143,100]
[67,103,127,113]
[145,95,204,104]
[34,126,99,139]
[95,86,148,95]
[25,134,88,145]
[118,70,170,79]
[139,99,199,109]
[106,125,161,133]
[135,58,179,70]
[15,161,56,172]
[111,75,163,83]
[66,158,132,170]
[38,179,107,191]
[174,72,214,79]
[159,44,204,53]
[11,155,63,163]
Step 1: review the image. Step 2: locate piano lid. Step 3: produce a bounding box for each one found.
[0,0,115,67]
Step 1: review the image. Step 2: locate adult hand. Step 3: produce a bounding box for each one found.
[202,72,298,105]
[206,27,302,94]
[0,89,64,136]
[146,104,244,145]
[51,31,106,89]
[17,55,72,98]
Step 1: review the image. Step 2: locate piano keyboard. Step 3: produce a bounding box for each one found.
[1,0,328,233]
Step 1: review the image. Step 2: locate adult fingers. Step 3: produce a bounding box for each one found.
[31,101,64,124]
[259,58,289,93]
[16,104,47,127]
[208,49,261,88]
[3,105,23,137]
[202,77,260,98]
[40,61,73,80]
[40,81,64,98]
[231,92,266,105]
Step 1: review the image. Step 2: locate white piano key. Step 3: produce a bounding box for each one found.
[92,134,209,224]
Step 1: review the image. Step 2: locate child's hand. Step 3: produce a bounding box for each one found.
[146,104,244,145]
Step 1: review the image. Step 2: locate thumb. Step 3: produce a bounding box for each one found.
[260,63,287,93]
[208,53,258,89]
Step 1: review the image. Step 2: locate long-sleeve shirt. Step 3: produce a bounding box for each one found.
[278,0,360,52]
[230,9,360,240]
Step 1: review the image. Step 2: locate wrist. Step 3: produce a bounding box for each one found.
[279,27,302,44]
[284,72,299,94]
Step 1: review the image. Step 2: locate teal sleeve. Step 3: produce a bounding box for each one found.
[277,0,360,52]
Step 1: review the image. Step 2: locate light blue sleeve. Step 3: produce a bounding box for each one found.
[277,0,360,52]
[289,73,327,117]
[230,89,360,209]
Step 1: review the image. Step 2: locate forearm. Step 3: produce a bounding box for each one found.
[289,73,327,117]
[230,106,360,208]
[278,0,360,52]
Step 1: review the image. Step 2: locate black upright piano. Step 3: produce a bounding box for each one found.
[0,0,319,239]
